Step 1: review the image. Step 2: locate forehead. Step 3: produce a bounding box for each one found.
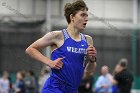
[102,65,108,68]
[116,64,120,67]
[76,9,88,15]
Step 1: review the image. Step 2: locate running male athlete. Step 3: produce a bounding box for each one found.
[26,0,97,93]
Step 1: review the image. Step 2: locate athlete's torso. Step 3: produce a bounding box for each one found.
[50,29,88,89]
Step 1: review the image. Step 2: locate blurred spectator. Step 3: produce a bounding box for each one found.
[111,69,119,93]
[78,72,94,93]
[15,71,26,93]
[38,67,50,93]
[0,71,10,93]
[112,85,118,93]
[107,58,134,93]
[8,77,13,93]
[95,65,112,93]
[25,70,38,93]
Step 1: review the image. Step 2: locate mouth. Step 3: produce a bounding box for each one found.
[83,23,87,27]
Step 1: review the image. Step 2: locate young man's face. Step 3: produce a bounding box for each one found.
[114,64,123,73]
[16,72,23,80]
[101,66,109,75]
[3,72,9,79]
[72,9,88,31]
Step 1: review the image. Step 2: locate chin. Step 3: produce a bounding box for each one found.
[80,27,85,31]
[79,29,84,32]
[76,26,85,32]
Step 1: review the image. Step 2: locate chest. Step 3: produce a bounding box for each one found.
[62,39,88,55]
[0,80,9,87]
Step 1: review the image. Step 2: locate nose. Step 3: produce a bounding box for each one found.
[85,16,88,22]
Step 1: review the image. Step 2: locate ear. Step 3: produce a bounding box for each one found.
[70,14,74,22]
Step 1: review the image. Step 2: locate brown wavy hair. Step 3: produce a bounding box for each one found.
[64,0,88,24]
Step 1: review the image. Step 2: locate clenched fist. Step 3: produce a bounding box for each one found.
[87,45,97,61]
[48,57,64,69]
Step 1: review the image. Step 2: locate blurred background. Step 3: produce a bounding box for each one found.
[0,0,140,93]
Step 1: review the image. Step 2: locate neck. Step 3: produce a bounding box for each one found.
[67,24,81,39]
[103,73,107,76]
[3,77,7,80]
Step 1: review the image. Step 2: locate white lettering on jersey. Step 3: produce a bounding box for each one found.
[67,47,87,54]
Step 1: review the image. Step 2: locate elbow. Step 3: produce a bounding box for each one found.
[25,47,32,55]
[25,46,38,57]
[112,80,118,85]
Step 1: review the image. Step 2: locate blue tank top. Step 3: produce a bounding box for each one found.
[50,29,88,89]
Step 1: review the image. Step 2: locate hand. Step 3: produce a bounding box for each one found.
[85,83,90,89]
[87,45,97,60]
[102,84,109,88]
[48,57,64,69]
[107,73,113,78]
[1,91,6,93]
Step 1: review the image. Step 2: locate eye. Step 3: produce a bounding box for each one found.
[81,13,88,17]
[81,13,85,17]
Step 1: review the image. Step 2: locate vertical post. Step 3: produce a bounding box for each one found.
[17,0,20,13]
[132,30,137,75]
[132,0,138,89]
[45,0,51,58]
[59,0,62,16]
[32,0,35,16]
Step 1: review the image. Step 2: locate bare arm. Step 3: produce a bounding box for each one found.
[25,31,63,69]
[0,81,3,92]
[84,35,97,77]
[0,80,5,93]
[107,74,118,85]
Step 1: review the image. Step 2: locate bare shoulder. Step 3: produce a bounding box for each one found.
[51,30,63,36]
[46,30,63,38]
[84,34,93,44]
[43,30,63,40]
[53,30,63,40]
[85,35,93,40]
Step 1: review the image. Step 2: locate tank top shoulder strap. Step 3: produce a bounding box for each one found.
[62,29,70,40]
[80,33,87,42]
